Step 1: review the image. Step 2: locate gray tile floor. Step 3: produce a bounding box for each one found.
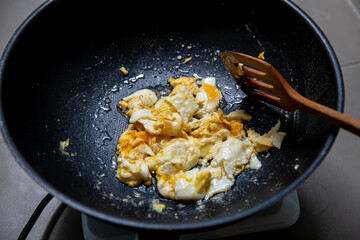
[1,0,360,239]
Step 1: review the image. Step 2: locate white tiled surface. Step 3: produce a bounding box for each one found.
[1,0,360,239]
[293,0,360,66]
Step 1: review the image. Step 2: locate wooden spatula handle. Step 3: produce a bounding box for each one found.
[294,94,360,136]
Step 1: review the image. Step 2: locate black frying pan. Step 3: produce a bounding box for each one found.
[0,0,343,233]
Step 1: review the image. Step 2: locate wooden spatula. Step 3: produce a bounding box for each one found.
[220,50,360,136]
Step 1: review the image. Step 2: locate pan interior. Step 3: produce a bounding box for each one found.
[0,0,341,230]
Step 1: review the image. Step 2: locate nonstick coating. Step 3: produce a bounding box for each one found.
[0,0,343,231]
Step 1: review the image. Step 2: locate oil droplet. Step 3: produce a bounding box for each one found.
[110,155,117,169]
[104,97,111,104]
[111,85,118,92]
[102,134,112,142]
[100,105,111,112]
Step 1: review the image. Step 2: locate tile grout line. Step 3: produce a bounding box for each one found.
[346,0,360,22]
[341,60,360,69]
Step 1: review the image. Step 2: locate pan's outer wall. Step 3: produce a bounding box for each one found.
[0,0,343,231]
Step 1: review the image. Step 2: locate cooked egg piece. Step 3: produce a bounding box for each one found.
[118,89,158,116]
[59,138,70,156]
[226,109,252,121]
[157,168,211,200]
[183,57,192,64]
[194,128,230,165]
[117,127,153,156]
[210,137,257,172]
[117,158,151,186]
[120,66,129,75]
[205,137,260,199]
[116,127,154,186]
[205,174,234,200]
[168,76,199,96]
[146,138,200,176]
[130,109,183,137]
[152,199,166,213]
[164,86,199,124]
[258,51,265,60]
[247,120,286,152]
[267,121,286,149]
[191,110,245,139]
[195,77,222,117]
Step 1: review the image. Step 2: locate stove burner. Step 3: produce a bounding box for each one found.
[82,191,299,239]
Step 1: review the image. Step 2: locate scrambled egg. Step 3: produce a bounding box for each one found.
[116,76,286,200]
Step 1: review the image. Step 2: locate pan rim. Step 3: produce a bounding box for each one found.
[0,0,344,232]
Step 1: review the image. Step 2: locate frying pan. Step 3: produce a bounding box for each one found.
[0,0,343,233]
